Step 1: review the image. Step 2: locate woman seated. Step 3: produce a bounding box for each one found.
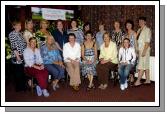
[96,32,118,90]
[81,31,97,90]
[118,38,136,90]
[63,33,81,91]
[40,37,65,91]
[23,37,49,97]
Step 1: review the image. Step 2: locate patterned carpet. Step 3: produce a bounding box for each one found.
[5,78,155,102]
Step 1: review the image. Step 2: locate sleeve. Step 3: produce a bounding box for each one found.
[63,44,68,61]
[8,33,17,51]
[23,49,34,67]
[79,29,84,44]
[37,49,43,64]
[131,48,136,65]
[76,44,81,60]
[145,28,151,43]
[99,45,104,59]
[119,48,122,63]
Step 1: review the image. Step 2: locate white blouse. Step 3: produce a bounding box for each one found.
[119,47,136,65]
[23,47,43,67]
[63,42,81,62]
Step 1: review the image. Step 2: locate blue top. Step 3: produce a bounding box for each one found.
[96,31,104,50]
[51,29,68,49]
[40,45,62,64]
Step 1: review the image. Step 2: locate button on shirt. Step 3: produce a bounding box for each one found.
[119,47,136,65]
[23,47,43,67]
[63,42,81,62]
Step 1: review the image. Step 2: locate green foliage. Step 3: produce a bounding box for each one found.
[5,37,12,60]
[76,17,84,30]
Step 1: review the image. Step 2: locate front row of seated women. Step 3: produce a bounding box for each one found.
[23,31,136,97]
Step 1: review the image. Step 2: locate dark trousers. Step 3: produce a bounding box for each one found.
[13,64,27,92]
[96,62,118,84]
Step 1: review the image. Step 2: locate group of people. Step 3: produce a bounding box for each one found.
[8,16,152,97]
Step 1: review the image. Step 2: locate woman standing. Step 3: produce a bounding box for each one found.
[124,20,137,51]
[81,31,97,90]
[111,21,125,49]
[23,37,49,97]
[23,19,35,46]
[96,23,106,57]
[83,22,91,34]
[40,37,65,91]
[67,19,84,45]
[63,33,81,91]
[36,19,62,50]
[8,20,27,92]
[96,32,118,90]
[134,17,152,86]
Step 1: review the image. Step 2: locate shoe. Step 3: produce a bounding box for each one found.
[56,84,60,88]
[72,86,79,91]
[36,85,42,96]
[120,84,125,90]
[42,89,50,97]
[52,84,57,91]
[124,82,128,89]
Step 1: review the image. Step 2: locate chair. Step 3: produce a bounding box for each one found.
[110,69,119,86]
[24,68,37,95]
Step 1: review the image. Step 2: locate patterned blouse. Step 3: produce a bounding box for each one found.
[111,30,125,47]
[40,44,62,64]
[8,30,27,58]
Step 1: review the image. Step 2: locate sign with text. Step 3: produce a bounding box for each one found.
[31,7,74,20]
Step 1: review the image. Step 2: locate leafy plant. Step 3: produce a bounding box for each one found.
[5,37,12,60]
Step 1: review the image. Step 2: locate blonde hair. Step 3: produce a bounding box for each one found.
[46,37,57,50]
[25,19,33,29]
[40,19,49,29]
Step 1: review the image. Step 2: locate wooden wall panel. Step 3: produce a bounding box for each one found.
[80,5,155,56]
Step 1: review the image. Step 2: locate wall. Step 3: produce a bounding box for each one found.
[80,5,155,56]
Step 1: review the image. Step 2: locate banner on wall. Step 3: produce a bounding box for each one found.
[31,7,74,20]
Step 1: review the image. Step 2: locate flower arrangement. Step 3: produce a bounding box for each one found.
[35,30,46,41]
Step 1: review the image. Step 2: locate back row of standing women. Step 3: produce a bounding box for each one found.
[8,17,151,97]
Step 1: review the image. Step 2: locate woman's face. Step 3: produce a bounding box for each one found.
[57,21,63,30]
[126,23,132,30]
[26,21,33,30]
[103,34,110,43]
[29,39,37,49]
[69,36,75,43]
[71,21,77,28]
[14,23,21,32]
[47,37,53,45]
[99,25,104,31]
[123,39,130,48]
[41,21,48,29]
[85,33,92,41]
[139,20,146,27]
[114,22,120,30]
